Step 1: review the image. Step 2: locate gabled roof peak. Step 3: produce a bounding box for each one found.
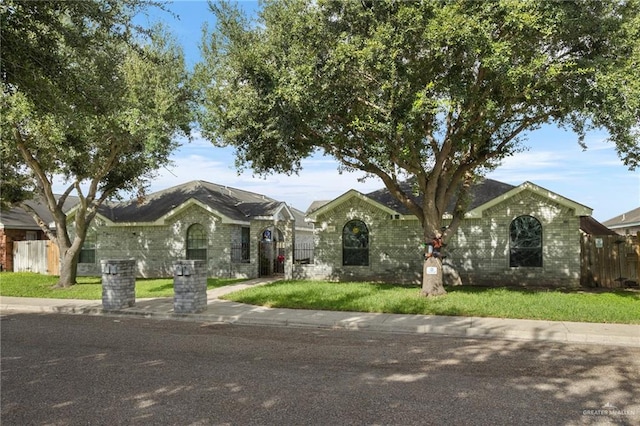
[99,180,285,224]
[307,178,592,219]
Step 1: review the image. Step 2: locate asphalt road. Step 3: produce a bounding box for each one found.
[1,313,639,426]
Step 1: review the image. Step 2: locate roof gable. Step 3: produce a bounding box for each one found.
[308,178,515,218]
[363,178,515,216]
[465,181,592,218]
[307,179,591,220]
[98,181,291,225]
[306,189,399,220]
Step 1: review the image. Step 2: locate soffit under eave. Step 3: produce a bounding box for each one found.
[608,222,640,229]
[463,181,592,219]
[0,223,45,230]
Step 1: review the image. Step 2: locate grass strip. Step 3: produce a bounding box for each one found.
[0,272,244,300]
[222,280,640,324]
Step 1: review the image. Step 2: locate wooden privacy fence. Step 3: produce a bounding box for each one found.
[12,240,60,275]
[581,233,639,288]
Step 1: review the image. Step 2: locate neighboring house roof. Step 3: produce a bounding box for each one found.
[579,216,618,236]
[307,178,592,220]
[602,207,640,231]
[306,200,331,215]
[0,196,79,230]
[95,180,311,229]
[2,181,311,231]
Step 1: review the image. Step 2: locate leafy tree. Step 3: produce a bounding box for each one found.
[1,0,193,287]
[196,0,639,295]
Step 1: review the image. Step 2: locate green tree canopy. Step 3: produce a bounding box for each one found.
[197,0,640,295]
[1,0,193,286]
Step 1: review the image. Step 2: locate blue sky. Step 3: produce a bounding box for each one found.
[131,0,639,220]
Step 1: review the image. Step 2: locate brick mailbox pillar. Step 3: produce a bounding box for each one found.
[173,260,207,314]
[101,259,136,310]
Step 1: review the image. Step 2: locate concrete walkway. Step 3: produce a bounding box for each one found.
[1,278,638,347]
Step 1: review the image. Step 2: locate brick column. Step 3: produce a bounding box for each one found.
[173,260,207,314]
[101,259,136,310]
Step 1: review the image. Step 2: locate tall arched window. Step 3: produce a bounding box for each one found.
[186,224,207,261]
[509,215,542,267]
[343,220,369,266]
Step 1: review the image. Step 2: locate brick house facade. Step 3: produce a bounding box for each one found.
[5,179,605,288]
[300,180,592,287]
[70,181,311,279]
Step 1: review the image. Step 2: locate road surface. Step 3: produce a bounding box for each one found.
[1,313,639,425]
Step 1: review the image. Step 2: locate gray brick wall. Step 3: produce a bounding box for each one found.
[304,190,582,287]
[446,191,582,287]
[73,188,582,287]
[75,205,260,279]
[173,260,207,313]
[101,259,136,310]
[300,197,423,283]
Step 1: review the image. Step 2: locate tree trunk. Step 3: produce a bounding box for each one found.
[55,248,79,288]
[421,256,446,297]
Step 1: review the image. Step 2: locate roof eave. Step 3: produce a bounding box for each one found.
[464,181,592,218]
[607,222,640,229]
[107,198,250,226]
[306,190,400,220]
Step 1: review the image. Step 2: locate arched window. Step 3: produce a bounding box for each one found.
[186,224,207,261]
[343,220,369,266]
[509,215,542,267]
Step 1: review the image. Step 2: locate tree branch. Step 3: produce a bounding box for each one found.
[17,201,58,244]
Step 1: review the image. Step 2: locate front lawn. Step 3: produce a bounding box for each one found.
[222,280,640,324]
[0,272,245,300]
[2,274,638,324]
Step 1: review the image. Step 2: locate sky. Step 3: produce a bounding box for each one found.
[111,0,639,221]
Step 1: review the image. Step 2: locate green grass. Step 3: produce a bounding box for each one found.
[2,273,638,324]
[0,272,245,300]
[222,280,640,324]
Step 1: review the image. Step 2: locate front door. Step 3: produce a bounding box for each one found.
[258,228,285,277]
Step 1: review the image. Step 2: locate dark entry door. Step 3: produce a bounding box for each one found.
[258,240,274,277]
[258,233,285,277]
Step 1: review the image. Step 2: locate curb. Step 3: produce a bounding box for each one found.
[3,301,638,348]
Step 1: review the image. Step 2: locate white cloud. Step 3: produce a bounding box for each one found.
[151,148,382,211]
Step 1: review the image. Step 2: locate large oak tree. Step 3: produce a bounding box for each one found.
[1,0,193,286]
[197,0,639,295]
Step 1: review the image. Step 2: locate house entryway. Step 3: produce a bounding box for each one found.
[258,227,285,277]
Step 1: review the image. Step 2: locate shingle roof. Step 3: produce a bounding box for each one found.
[99,180,288,223]
[580,216,618,236]
[364,178,516,215]
[306,200,331,215]
[0,196,79,229]
[602,206,640,228]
